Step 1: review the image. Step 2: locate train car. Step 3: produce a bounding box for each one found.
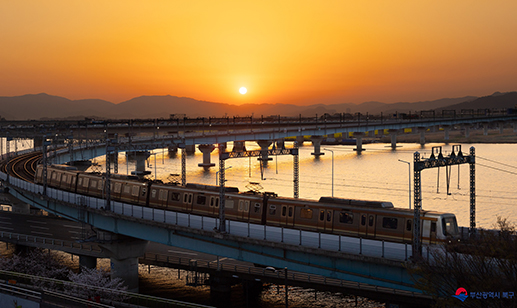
[34,164,460,244]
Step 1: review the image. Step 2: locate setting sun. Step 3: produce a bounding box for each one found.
[239,87,247,95]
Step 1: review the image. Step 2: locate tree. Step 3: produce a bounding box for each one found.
[67,267,127,302]
[410,217,517,308]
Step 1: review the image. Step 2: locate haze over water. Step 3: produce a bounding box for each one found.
[98,142,517,229]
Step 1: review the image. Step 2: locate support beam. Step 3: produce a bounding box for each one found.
[197,144,216,169]
[296,136,305,146]
[353,132,364,154]
[79,255,97,271]
[185,144,196,155]
[310,135,325,157]
[168,144,178,155]
[276,138,285,150]
[129,151,151,179]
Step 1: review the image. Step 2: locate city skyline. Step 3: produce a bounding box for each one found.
[1,1,516,106]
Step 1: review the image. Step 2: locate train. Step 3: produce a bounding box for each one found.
[35,164,460,244]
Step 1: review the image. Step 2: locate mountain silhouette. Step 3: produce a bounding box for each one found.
[0,92,513,121]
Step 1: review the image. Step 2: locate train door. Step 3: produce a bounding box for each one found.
[280,205,295,227]
[429,221,437,244]
[367,214,376,238]
[317,209,333,232]
[182,192,193,211]
[358,214,367,237]
[403,219,413,242]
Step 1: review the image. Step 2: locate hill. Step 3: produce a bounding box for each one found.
[0,92,513,120]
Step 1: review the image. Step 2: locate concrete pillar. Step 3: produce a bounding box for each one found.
[33,138,44,148]
[483,123,489,136]
[98,233,148,293]
[418,127,426,146]
[79,255,97,271]
[388,129,398,149]
[353,132,364,154]
[233,141,245,152]
[296,136,305,146]
[310,135,325,157]
[256,140,273,164]
[499,122,504,134]
[443,125,450,140]
[198,144,216,169]
[464,125,470,138]
[130,151,151,178]
[185,144,196,155]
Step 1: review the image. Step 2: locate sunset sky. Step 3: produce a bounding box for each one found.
[1,1,516,106]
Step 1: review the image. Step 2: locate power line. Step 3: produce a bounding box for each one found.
[477,163,517,176]
[477,156,517,169]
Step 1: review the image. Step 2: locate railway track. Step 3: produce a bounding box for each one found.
[0,151,42,183]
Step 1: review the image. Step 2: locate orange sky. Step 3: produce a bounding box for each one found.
[1,1,517,106]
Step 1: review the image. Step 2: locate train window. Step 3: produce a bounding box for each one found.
[98,181,103,190]
[339,212,354,224]
[239,201,244,212]
[183,193,188,203]
[123,185,131,194]
[281,206,287,217]
[90,180,96,188]
[78,178,82,186]
[151,190,157,198]
[83,178,89,188]
[300,208,313,219]
[319,210,325,221]
[215,197,219,208]
[62,175,67,183]
[188,193,193,204]
[326,211,332,222]
[369,215,374,227]
[288,206,293,217]
[254,203,261,213]
[196,195,206,205]
[406,220,412,231]
[131,186,139,197]
[210,197,215,207]
[170,192,180,201]
[114,183,121,193]
[226,199,233,209]
[269,205,276,215]
[361,215,366,226]
[52,173,57,180]
[159,190,168,201]
[382,217,398,230]
[141,187,146,196]
[431,222,437,233]
[245,201,250,212]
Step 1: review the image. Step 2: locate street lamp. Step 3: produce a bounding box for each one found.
[216,166,232,185]
[324,148,334,197]
[398,159,411,209]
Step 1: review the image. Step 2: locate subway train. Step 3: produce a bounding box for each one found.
[35,164,460,244]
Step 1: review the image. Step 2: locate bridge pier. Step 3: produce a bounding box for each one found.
[129,151,151,179]
[418,127,426,146]
[79,255,97,271]
[197,144,216,170]
[97,231,148,293]
[483,123,489,136]
[388,129,399,149]
[353,132,364,154]
[310,135,325,157]
[167,144,178,156]
[185,144,196,155]
[464,125,471,138]
[233,141,246,152]
[442,125,451,140]
[209,275,234,304]
[257,140,273,164]
[296,136,305,146]
[276,139,285,150]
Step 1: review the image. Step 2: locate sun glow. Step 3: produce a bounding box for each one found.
[239,87,247,95]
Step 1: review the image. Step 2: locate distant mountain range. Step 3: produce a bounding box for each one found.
[0,92,515,120]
